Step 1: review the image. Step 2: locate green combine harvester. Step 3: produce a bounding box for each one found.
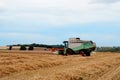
[59,38,96,56]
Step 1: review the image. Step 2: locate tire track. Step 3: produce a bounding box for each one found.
[97,65,120,80]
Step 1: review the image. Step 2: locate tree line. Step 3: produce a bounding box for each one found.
[8,43,64,50]
[96,47,120,52]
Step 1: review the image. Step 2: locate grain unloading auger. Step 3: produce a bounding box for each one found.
[59,38,96,56]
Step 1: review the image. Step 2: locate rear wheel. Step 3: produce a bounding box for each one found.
[85,49,91,56]
[80,51,84,56]
[86,52,90,56]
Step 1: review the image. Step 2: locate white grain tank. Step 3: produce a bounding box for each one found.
[68,38,82,48]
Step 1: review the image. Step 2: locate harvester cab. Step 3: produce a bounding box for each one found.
[63,41,68,48]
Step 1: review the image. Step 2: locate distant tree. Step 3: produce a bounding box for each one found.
[28,46,34,50]
[96,47,120,52]
[9,46,12,50]
[20,45,27,50]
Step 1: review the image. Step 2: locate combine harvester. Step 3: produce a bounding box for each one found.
[58,38,96,56]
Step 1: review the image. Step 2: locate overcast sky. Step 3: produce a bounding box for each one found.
[0,0,120,46]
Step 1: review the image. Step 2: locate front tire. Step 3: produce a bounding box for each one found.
[66,48,75,56]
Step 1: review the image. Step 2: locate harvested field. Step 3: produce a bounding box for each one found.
[0,51,120,80]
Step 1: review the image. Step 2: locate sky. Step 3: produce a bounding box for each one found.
[0,0,120,46]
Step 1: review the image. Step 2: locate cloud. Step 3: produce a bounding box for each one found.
[0,0,120,26]
[0,32,59,45]
[0,2,5,12]
[91,0,120,4]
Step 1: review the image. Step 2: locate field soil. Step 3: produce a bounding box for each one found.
[0,50,120,80]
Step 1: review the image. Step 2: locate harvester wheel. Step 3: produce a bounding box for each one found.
[66,48,75,56]
[66,48,70,56]
[80,51,84,56]
[86,52,90,56]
